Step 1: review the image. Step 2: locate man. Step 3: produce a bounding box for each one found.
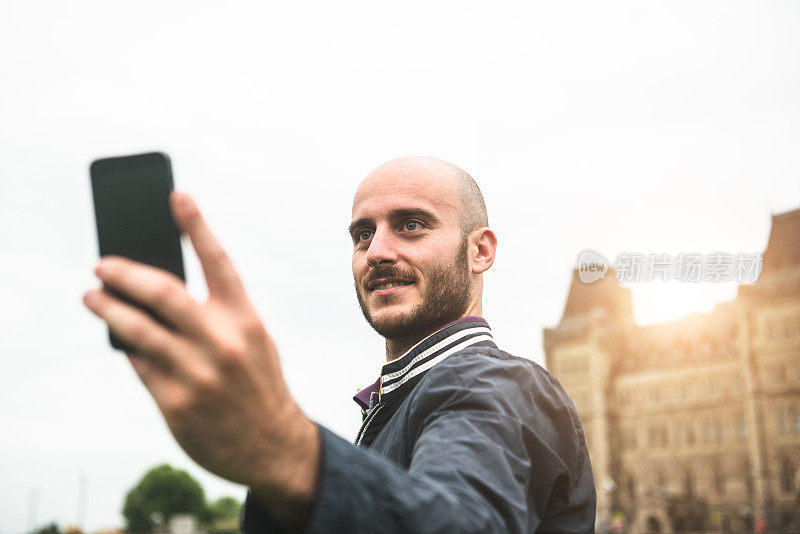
[83,156,596,532]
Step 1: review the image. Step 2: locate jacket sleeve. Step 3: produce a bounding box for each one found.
[240,354,595,533]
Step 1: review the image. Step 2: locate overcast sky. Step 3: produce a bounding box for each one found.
[1,1,799,532]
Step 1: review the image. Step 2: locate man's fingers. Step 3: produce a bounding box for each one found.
[94,256,204,339]
[127,354,192,415]
[127,353,173,400]
[170,191,248,304]
[83,288,190,373]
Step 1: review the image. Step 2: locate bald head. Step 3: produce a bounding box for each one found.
[356,156,488,237]
[451,162,489,236]
[350,156,497,349]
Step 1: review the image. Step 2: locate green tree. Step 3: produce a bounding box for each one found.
[31,523,60,534]
[209,496,242,522]
[122,464,207,533]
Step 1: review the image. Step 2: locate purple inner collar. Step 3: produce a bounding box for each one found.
[352,316,486,409]
[353,378,381,410]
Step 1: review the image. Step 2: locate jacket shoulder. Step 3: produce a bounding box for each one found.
[407,346,581,435]
[425,346,575,409]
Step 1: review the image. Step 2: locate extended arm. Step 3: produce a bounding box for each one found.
[243,357,595,533]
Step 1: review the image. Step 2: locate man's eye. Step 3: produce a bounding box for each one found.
[404,221,420,231]
[358,230,373,242]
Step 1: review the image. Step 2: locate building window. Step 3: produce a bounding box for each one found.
[657,470,667,493]
[792,407,800,435]
[704,419,723,444]
[623,427,637,449]
[675,422,696,447]
[649,424,668,448]
[560,356,589,382]
[743,459,754,498]
[714,468,726,496]
[778,408,800,436]
[773,363,787,384]
[780,457,794,494]
[684,468,695,497]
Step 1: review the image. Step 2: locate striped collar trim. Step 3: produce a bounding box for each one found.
[376,316,495,404]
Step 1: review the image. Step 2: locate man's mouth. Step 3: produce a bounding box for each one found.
[368,278,414,294]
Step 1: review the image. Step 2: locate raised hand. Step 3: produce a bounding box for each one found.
[83,191,318,527]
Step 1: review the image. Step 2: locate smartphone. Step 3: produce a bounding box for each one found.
[90,152,185,352]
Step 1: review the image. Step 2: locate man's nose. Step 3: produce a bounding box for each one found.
[365,227,398,267]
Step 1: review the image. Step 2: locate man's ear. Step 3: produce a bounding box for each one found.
[469,227,497,274]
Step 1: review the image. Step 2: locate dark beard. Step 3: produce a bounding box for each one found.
[355,238,472,340]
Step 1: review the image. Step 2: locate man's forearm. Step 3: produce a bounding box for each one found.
[249,416,321,532]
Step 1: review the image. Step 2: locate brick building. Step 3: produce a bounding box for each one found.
[544,208,800,533]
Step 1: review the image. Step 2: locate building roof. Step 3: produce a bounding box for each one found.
[760,207,800,278]
[559,268,633,326]
[547,205,800,371]
[739,207,800,298]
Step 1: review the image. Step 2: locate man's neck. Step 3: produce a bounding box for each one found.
[383,312,484,362]
[384,325,441,362]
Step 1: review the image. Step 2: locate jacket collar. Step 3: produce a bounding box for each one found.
[353,316,496,412]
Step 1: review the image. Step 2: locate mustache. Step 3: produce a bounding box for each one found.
[363,265,416,290]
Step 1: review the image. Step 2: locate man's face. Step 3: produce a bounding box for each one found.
[350,160,473,339]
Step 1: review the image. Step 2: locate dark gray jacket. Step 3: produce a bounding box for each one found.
[241,317,596,533]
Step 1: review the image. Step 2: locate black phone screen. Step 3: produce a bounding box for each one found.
[90,152,185,351]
